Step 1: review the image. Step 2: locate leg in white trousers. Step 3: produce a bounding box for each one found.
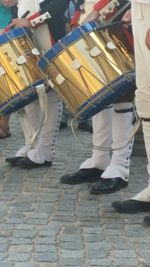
[112,2,150,210]
[80,107,112,171]
[101,102,134,181]
[80,102,134,181]
[130,1,150,201]
[16,90,62,164]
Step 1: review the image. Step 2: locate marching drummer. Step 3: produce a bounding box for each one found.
[5,0,70,169]
[60,0,136,195]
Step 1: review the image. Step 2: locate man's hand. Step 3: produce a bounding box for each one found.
[0,0,17,7]
[145,27,150,50]
[122,9,131,27]
[8,18,32,29]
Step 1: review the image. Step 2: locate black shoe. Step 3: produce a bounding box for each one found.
[143,215,150,226]
[5,157,24,166]
[17,157,52,169]
[60,168,103,185]
[112,199,150,213]
[90,177,128,194]
[78,121,93,133]
[60,122,68,130]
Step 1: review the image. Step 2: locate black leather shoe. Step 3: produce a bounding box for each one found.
[5,157,24,166]
[60,168,103,185]
[112,199,150,213]
[143,215,150,226]
[78,121,93,133]
[17,157,52,169]
[90,177,128,194]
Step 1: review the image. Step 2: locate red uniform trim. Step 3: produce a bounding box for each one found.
[70,10,81,26]
[27,11,41,22]
[93,0,110,11]
[122,26,134,51]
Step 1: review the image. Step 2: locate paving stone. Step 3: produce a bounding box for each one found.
[0,114,149,266]
[33,252,57,262]
[12,230,36,239]
[7,252,31,262]
[10,238,33,245]
[0,264,13,267]
[61,249,84,258]
[14,264,36,267]
[34,245,57,253]
[60,258,84,266]
[9,245,33,253]
[36,237,56,244]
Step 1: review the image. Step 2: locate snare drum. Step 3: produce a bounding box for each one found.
[39,21,135,120]
[0,27,47,115]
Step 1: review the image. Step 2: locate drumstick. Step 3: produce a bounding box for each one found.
[97,20,124,31]
[3,10,30,33]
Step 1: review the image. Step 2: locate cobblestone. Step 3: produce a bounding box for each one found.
[0,114,149,266]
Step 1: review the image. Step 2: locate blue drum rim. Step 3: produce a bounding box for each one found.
[39,21,98,71]
[0,79,46,115]
[0,27,29,45]
[77,70,135,120]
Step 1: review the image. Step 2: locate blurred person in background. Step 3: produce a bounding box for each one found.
[0,0,17,139]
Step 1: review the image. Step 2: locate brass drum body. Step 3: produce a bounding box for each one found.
[0,27,47,115]
[77,0,136,103]
[39,21,135,120]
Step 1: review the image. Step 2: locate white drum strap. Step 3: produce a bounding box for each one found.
[36,84,48,125]
[18,84,48,147]
[18,109,36,148]
[30,84,48,145]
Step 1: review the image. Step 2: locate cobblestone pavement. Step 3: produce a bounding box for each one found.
[0,114,149,267]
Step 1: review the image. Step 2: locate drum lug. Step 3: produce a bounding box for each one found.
[16,55,27,65]
[0,67,6,76]
[106,41,117,51]
[32,48,40,56]
[89,47,102,57]
[47,79,55,88]
[71,59,81,70]
[56,74,65,85]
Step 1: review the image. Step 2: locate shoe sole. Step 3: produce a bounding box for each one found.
[19,162,52,169]
[61,176,100,185]
[112,205,150,213]
[5,157,24,167]
[90,184,128,195]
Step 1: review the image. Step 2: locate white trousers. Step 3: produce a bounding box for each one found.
[130,2,150,201]
[132,2,150,175]
[15,0,63,164]
[80,102,134,181]
[16,90,62,163]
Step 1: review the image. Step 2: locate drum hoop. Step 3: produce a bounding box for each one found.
[39,21,98,71]
[77,71,135,119]
[0,27,29,45]
[0,79,46,115]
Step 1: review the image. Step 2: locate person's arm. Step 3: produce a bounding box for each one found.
[122,8,131,24]
[70,0,84,26]
[0,0,17,7]
[7,0,70,29]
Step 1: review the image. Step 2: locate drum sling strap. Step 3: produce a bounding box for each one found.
[18,84,48,147]
[142,118,150,122]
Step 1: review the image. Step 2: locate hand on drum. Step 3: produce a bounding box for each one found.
[122,9,131,28]
[0,0,17,7]
[81,10,99,24]
[8,18,32,30]
[145,27,150,50]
